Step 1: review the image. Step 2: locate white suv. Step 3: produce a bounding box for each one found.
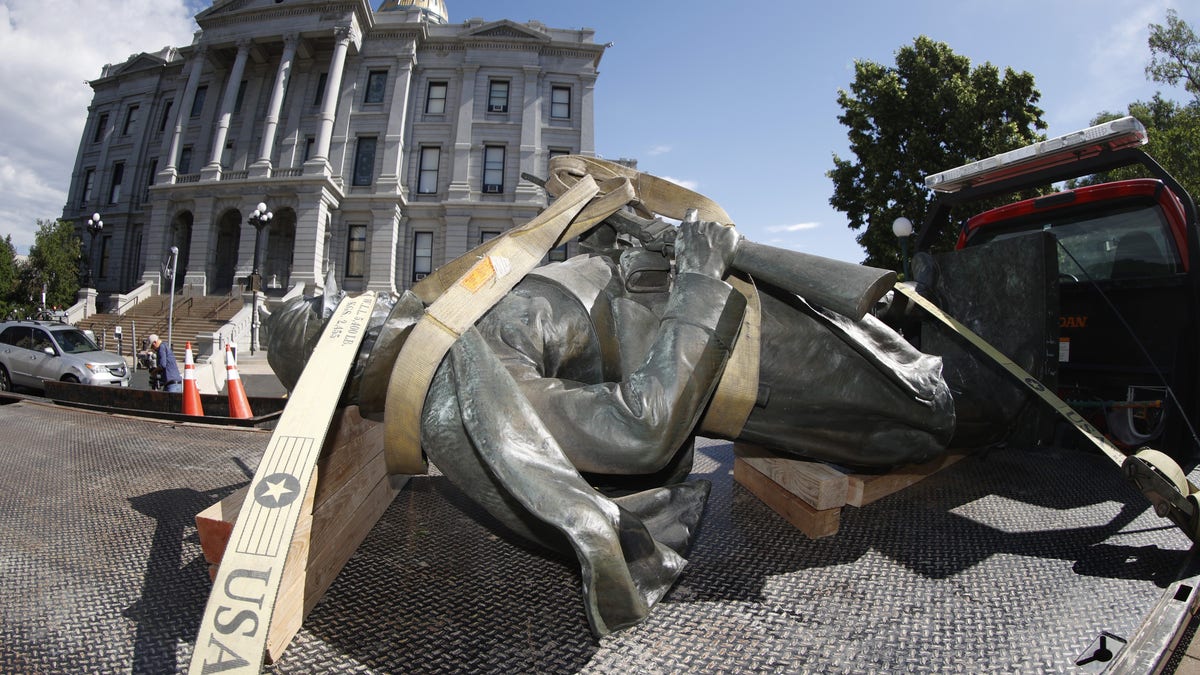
[0,321,130,392]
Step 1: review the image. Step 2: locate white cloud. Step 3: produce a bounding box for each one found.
[659,175,698,191]
[0,0,196,252]
[1051,0,1185,127]
[766,222,820,233]
[647,144,672,156]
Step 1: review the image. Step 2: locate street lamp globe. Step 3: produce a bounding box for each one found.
[892,216,914,280]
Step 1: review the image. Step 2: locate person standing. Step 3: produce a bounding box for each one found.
[148,334,182,393]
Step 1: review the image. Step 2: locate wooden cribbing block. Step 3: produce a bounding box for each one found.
[735,444,848,510]
[734,457,841,538]
[733,443,967,539]
[844,453,965,507]
[194,406,407,662]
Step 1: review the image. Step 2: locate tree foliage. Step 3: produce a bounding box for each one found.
[828,37,1047,268]
[1147,9,1200,103]
[1078,11,1200,203]
[0,236,19,319]
[1075,98,1200,202]
[17,220,82,314]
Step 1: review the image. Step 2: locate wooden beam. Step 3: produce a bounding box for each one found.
[734,443,848,510]
[734,457,841,539]
[194,406,406,662]
[845,454,965,507]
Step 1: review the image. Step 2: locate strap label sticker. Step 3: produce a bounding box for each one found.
[460,256,496,293]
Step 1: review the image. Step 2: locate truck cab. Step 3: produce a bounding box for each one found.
[913,117,1200,458]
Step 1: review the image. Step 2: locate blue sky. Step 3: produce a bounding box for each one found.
[0,0,1196,263]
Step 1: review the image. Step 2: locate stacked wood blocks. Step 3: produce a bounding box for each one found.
[734,443,964,538]
[195,406,407,662]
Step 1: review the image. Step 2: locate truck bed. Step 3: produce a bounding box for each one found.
[0,398,1194,672]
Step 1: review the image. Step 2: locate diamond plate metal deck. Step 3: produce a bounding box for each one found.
[0,398,1193,673]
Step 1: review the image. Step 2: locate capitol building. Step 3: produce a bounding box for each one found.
[62,0,606,299]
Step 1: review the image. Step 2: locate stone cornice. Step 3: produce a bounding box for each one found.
[197,1,370,36]
[419,37,604,61]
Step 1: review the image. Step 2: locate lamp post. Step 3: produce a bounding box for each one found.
[166,246,179,349]
[85,212,103,288]
[248,202,273,354]
[892,216,913,281]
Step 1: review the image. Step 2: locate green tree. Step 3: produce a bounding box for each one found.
[828,37,1047,269]
[1147,9,1200,103]
[21,219,82,312]
[0,235,19,318]
[1075,99,1200,202]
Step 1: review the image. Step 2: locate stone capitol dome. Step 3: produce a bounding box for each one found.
[377,0,448,23]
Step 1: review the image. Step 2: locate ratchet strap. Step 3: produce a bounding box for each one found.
[382,156,762,474]
[894,282,1129,465]
[896,281,1200,541]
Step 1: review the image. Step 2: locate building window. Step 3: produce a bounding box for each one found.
[417,146,440,194]
[487,80,509,113]
[108,162,124,204]
[158,100,173,133]
[425,81,447,114]
[81,168,95,206]
[122,105,139,135]
[352,137,377,186]
[413,232,433,281]
[222,141,234,169]
[179,147,193,174]
[190,86,207,117]
[98,235,112,279]
[304,137,314,162]
[143,159,158,202]
[483,145,505,194]
[346,225,367,278]
[365,70,388,104]
[551,86,571,119]
[313,73,328,106]
[480,230,501,244]
[92,113,108,143]
[549,243,568,262]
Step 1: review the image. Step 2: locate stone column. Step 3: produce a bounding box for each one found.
[161,46,207,182]
[443,212,471,262]
[515,65,543,203]
[447,64,478,201]
[294,195,338,289]
[307,26,355,174]
[182,196,215,295]
[580,74,597,156]
[366,205,400,294]
[202,39,252,180]
[376,46,416,195]
[250,34,298,178]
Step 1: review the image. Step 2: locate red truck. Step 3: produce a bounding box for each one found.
[912,116,1199,460]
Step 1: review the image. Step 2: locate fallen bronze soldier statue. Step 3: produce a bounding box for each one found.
[266,157,958,636]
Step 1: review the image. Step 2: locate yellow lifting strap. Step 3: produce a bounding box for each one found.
[382,156,763,475]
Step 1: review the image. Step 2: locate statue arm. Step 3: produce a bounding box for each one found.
[498,272,746,475]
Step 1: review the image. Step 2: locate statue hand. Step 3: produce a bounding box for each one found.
[675,219,740,280]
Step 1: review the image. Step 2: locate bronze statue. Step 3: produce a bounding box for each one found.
[266,158,956,636]
[267,218,953,637]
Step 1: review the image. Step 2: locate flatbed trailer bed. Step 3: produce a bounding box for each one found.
[0,398,1196,673]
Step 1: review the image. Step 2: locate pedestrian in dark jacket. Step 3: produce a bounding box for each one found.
[148,334,182,393]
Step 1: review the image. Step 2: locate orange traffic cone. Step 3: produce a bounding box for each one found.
[225,344,253,419]
[182,341,204,416]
